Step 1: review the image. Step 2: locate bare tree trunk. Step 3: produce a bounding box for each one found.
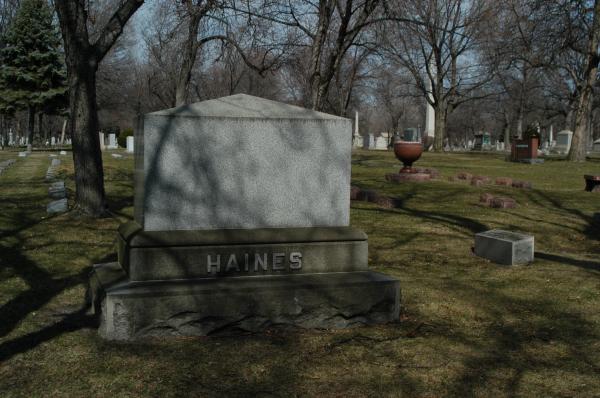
[433,104,446,151]
[68,66,107,215]
[38,112,44,143]
[569,93,595,161]
[309,1,333,111]
[568,0,600,161]
[55,0,144,216]
[27,106,35,150]
[503,112,511,151]
[175,7,202,107]
[60,118,67,145]
[565,106,574,130]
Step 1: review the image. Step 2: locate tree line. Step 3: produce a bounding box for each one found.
[0,0,599,216]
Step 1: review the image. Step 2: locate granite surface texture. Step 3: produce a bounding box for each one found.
[135,94,352,231]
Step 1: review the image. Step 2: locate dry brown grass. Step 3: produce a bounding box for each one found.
[0,148,599,397]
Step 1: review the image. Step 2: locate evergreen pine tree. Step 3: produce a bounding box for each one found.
[0,0,67,147]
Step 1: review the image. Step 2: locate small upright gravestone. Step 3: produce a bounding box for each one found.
[553,130,573,154]
[126,136,134,153]
[90,94,400,340]
[108,133,117,149]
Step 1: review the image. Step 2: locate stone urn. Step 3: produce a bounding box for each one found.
[393,141,423,173]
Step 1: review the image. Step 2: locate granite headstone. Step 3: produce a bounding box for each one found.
[90,94,400,340]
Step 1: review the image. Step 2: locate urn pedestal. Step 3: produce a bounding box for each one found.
[385,141,431,182]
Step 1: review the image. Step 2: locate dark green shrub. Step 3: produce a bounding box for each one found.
[118,128,133,148]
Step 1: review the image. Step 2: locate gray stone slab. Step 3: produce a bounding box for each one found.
[135,94,352,231]
[51,158,61,166]
[474,229,534,265]
[46,198,68,214]
[91,263,400,340]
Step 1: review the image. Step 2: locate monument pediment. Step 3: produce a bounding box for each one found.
[148,94,347,121]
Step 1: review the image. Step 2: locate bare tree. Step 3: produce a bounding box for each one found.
[236,0,381,111]
[54,0,144,216]
[382,0,496,151]
[561,0,600,161]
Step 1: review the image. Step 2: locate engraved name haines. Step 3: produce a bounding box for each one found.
[205,251,302,274]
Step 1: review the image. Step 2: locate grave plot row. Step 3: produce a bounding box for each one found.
[45,158,67,214]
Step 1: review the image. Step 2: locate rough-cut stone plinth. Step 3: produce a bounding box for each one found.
[135,94,351,231]
[90,263,400,340]
[474,229,534,265]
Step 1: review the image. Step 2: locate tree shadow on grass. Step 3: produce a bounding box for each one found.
[535,251,600,272]
[0,231,114,361]
[522,189,598,242]
[0,199,132,362]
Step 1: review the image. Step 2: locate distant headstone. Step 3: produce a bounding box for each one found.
[593,138,600,152]
[363,133,375,149]
[352,111,361,148]
[374,132,389,150]
[51,158,61,167]
[51,137,56,146]
[99,132,105,150]
[474,230,534,265]
[108,133,117,149]
[111,153,123,159]
[89,94,400,340]
[126,136,134,153]
[553,130,573,154]
[473,132,491,151]
[60,150,67,155]
[18,151,27,157]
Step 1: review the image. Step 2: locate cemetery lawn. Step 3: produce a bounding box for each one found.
[1,148,599,397]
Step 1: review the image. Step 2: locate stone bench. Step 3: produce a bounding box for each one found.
[584,175,600,192]
[474,229,534,265]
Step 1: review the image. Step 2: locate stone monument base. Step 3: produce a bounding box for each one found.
[385,173,431,183]
[89,264,399,340]
[88,222,401,340]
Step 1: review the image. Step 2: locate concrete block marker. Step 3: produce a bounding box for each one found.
[46,198,68,214]
[474,229,534,265]
[18,151,28,157]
